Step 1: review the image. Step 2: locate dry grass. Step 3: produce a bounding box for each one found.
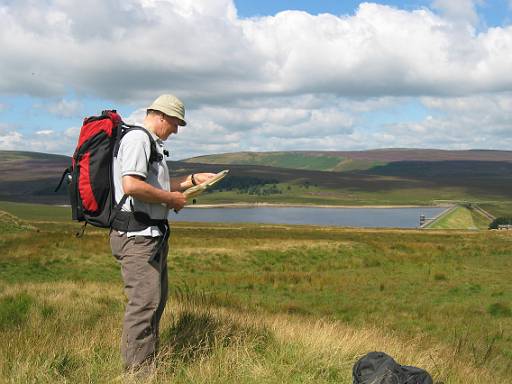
[0,282,500,384]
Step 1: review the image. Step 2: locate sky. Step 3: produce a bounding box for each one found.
[0,0,511,160]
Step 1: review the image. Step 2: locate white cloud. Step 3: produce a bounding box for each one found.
[0,132,23,149]
[378,93,512,149]
[0,123,23,150]
[64,126,80,139]
[0,123,11,135]
[2,1,512,156]
[431,0,483,26]
[35,130,54,135]
[0,123,77,155]
[123,94,361,159]
[123,91,512,159]
[1,0,511,105]
[45,99,82,118]
[4,93,510,159]
[32,131,77,154]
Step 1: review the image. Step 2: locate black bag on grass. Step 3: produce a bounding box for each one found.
[353,351,433,384]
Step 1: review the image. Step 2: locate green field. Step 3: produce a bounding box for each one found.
[183,149,512,174]
[428,205,492,230]
[479,202,512,218]
[0,201,71,222]
[1,203,511,383]
[184,152,352,172]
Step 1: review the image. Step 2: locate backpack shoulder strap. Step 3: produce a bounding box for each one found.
[113,125,163,164]
[110,125,163,221]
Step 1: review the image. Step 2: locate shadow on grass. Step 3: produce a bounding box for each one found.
[161,309,274,364]
[160,286,275,365]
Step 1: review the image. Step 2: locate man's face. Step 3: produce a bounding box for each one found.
[161,114,181,140]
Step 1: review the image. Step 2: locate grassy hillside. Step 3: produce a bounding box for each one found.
[185,152,342,171]
[175,160,512,210]
[184,152,362,172]
[479,202,512,218]
[184,149,512,172]
[425,205,493,230]
[428,206,477,229]
[0,205,511,382]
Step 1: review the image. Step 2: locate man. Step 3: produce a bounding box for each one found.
[109,94,214,373]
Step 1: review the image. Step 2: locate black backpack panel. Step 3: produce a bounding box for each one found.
[353,351,433,384]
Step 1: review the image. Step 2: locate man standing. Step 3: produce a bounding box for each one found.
[109,94,214,373]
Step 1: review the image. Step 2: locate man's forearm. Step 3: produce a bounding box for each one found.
[170,173,218,191]
[123,176,179,206]
[127,182,170,204]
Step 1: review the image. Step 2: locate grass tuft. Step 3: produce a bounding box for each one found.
[434,272,448,281]
[40,303,57,319]
[0,292,33,330]
[487,302,512,318]
[50,352,81,378]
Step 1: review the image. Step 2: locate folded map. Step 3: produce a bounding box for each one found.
[183,169,230,199]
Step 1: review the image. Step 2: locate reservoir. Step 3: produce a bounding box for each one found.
[169,206,447,228]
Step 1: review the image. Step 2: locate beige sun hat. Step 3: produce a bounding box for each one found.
[147,94,187,126]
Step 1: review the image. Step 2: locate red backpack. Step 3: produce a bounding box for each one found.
[56,110,165,230]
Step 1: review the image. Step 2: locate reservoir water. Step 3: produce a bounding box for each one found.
[169,206,447,228]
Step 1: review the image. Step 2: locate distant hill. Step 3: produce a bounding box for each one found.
[0,151,71,204]
[1,149,511,213]
[183,149,512,172]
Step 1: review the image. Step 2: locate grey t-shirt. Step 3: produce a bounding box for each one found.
[113,128,170,236]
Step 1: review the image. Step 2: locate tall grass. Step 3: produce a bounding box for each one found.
[0,282,499,383]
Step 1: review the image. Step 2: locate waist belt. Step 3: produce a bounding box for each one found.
[111,210,167,232]
[111,199,169,268]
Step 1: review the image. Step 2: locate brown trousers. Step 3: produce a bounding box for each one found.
[110,230,169,369]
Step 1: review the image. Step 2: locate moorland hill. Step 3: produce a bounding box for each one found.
[183,148,512,172]
[1,149,511,215]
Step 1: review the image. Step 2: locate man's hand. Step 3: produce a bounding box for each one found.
[167,191,186,212]
[193,173,217,185]
[122,175,187,211]
[172,173,218,192]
